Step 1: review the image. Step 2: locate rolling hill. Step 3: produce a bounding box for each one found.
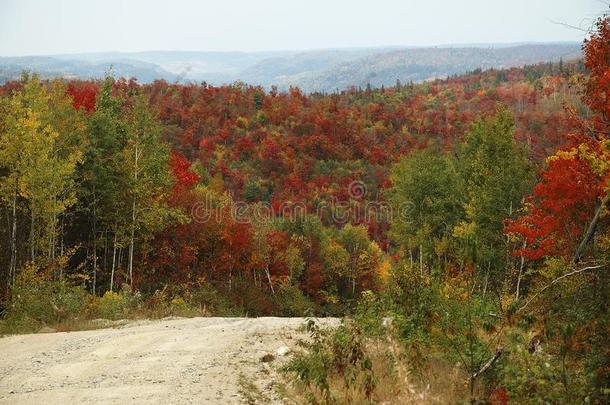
[0,43,581,92]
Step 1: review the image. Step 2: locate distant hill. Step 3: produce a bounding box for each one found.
[0,43,582,92]
[0,56,176,83]
[277,44,583,92]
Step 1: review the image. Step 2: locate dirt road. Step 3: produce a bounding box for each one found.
[0,317,338,404]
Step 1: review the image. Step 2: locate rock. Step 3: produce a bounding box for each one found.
[38,326,57,334]
[276,346,291,356]
[382,317,393,328]
[260,353,275,363]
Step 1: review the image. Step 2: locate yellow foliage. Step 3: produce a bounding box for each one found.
[452,220,477,239]
[378,259,391,284]
[548,143,610,182]
[500,293,515,311]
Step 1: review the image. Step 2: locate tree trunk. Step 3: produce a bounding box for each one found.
[110,231,117,292]
[128,144,140,288]
[264,264,275,295]
[92,191,97,295]
[49,212,55,260]
[515,240,527,300]
[9,181,18,288]
[482,262,490,296]
[128,202,135,287]
[30,209,35,261]
[103,231,108,274]
[409,248,413,269]
[471,347,504,381]
[228,254,233,292]
[574,192,609,263]
[419,244,423,277]
[59,213,64,257]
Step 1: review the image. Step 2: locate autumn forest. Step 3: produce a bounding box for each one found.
[0,12,609,404]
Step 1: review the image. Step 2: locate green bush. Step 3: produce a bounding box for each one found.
[2,265,90,333]
[168,296,199,317]
[283,319,376,403]
[354,290,390,337]
[138,288,198,318]
[274,283,315,316]
[190,284,241,316]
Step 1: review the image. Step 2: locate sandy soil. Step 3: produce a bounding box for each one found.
[0,317,339,404]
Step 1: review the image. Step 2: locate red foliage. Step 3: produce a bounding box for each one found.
[583,17,610,136]
[169,151,200,192]
[505,16,610,261]
[505,154,603,260]
[66,81,99,113]
[489,386,510,405]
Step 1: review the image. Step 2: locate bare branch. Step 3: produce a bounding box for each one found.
[549,19,589,33]
[471,347,504,380]
[574,192,610,263]
[517,263,607,313]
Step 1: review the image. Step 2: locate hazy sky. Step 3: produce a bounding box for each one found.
[0,0,605,56]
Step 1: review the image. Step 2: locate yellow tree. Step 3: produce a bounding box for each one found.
[0,75,83,287]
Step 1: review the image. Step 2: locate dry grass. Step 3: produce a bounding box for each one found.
[282,332,475,404]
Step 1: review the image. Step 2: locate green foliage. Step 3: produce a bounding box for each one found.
[389,108,533,290]
[496,329,589,404]
[383,265,438,357]
[2,263,90,333]
[389,147,462,267]
[455,108,533,273]
[321,224,383,303]
[0,74,84,267]
[353,290,390,337]
[283,319,376,404]
[189,284,242,316]
[274,282,315,316]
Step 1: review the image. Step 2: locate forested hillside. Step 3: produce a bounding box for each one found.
[0,16,608,404]
[0,58,585,302]
[0,43,581,92]
[272,43,581,92]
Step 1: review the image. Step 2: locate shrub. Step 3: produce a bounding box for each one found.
[283,319,376,403]
[92,286,138,320]
[190,284,241,316]
[354,290,389,337]
[169,296,199,317]
[274,283,315,316]
[495,328,590,404]
[2,263,90,333]
[230,279,274,316]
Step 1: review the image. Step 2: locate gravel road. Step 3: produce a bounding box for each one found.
[0,317,338,404]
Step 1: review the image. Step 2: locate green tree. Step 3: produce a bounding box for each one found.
[389,148,462,274]
[121,94,172,287]
[83,78,127,292]
[455,108,533,289]
[321,238,349,297]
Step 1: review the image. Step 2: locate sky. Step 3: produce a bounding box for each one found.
[0,0,605,56]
